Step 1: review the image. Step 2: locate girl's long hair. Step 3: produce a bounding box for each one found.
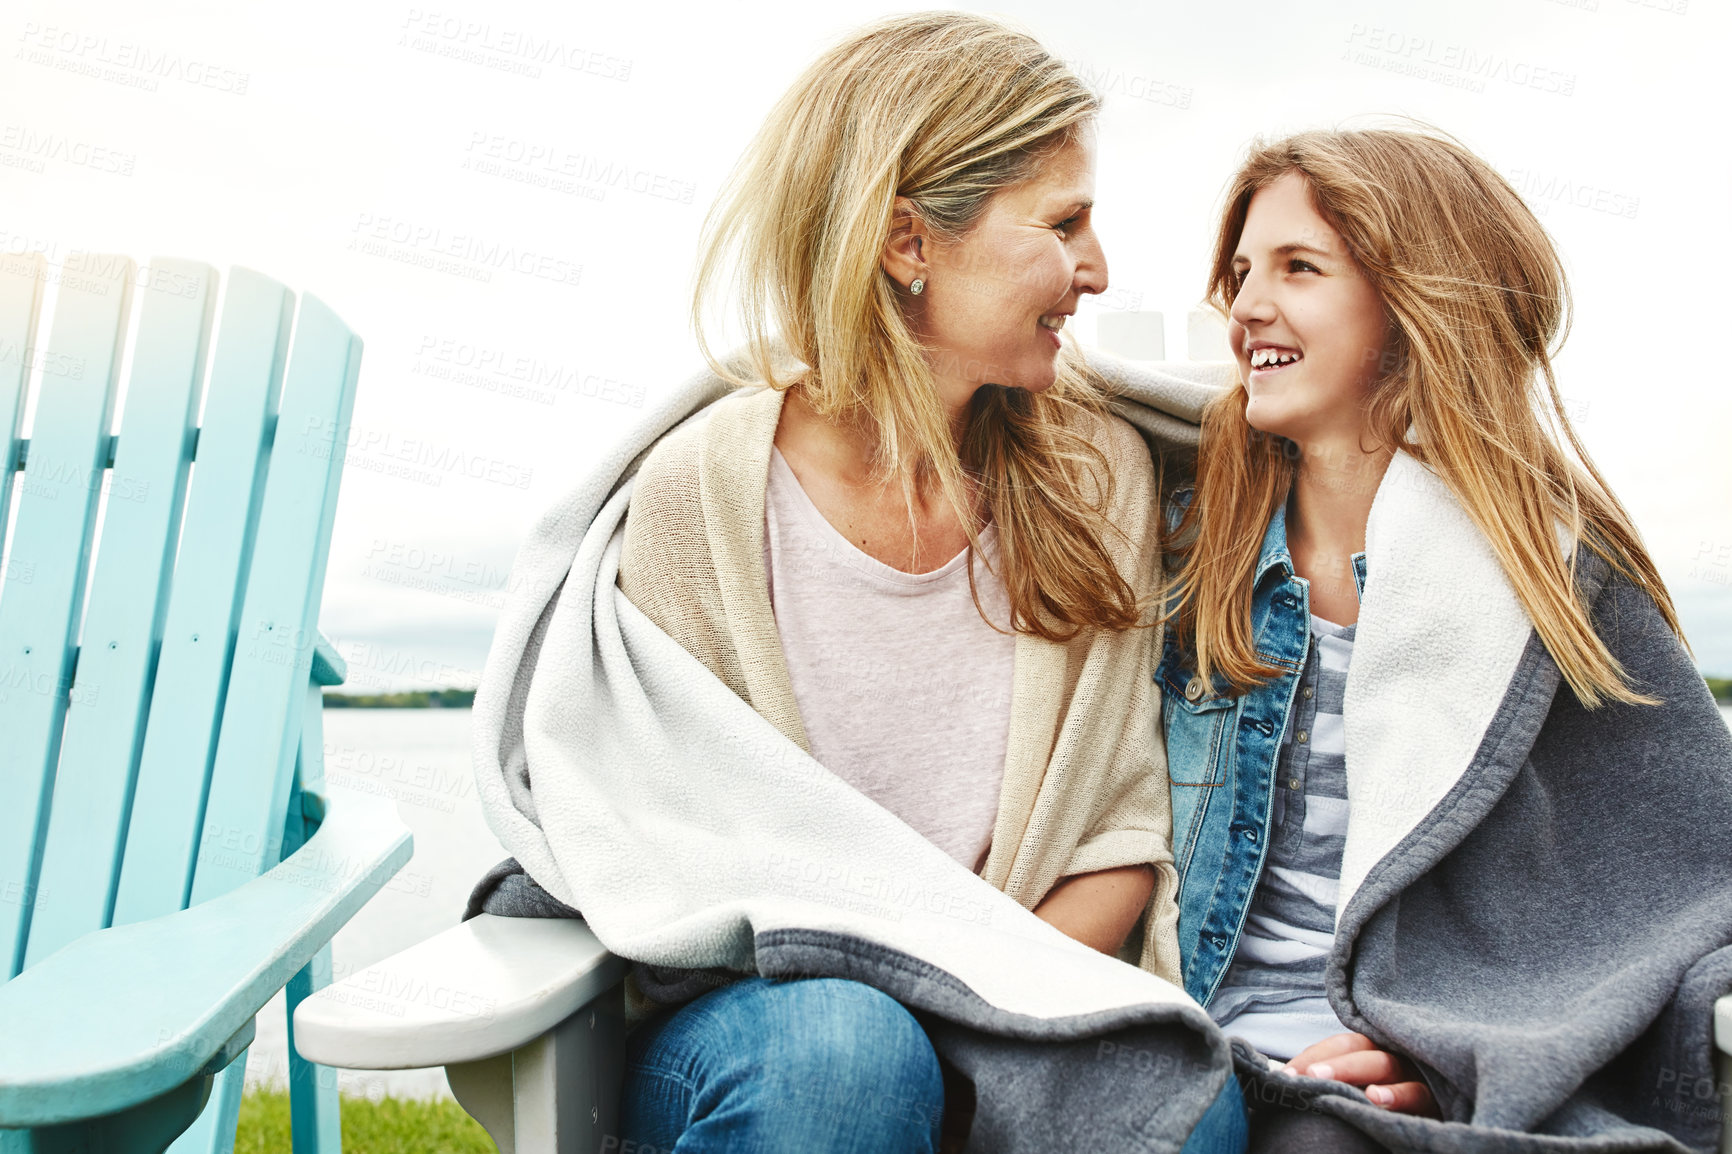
[692,11,1140,640]
[1171,127,1682,707]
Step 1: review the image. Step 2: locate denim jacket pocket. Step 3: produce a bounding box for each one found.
[1160,672,1235,786]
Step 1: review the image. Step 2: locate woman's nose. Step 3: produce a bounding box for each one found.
[1073,231,1108,297]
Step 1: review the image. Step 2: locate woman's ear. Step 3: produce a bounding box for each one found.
[881,196,929,291]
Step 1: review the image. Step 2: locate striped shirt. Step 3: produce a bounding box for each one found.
[1209,614,1354,1061]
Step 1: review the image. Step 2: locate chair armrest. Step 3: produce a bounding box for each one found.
[0,787,411,1127]
[293,912,628,1069]
[311,629,346,687]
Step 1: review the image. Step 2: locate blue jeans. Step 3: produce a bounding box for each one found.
[619,977,944,1153]
[618,976,1247,1153]
[1189,1072,1248,1154]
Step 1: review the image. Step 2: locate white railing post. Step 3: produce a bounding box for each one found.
[1186,308,1230,361]
[1096,311,1165,360]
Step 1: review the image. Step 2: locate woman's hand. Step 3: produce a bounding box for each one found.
[1283,1033,1440,1116]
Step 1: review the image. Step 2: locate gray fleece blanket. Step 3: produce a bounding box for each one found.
[1224,450,1732,1153]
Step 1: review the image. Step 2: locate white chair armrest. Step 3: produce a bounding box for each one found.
[292,913,628,1069]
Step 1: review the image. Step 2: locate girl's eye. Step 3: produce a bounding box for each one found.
[1290,259,1320,273]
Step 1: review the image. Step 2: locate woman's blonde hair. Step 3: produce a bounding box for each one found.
[692,11,1140,640]
[1170,126,1683,708]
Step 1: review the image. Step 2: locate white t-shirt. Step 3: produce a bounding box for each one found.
[763,446,1016,872]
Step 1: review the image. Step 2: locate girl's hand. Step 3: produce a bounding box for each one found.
[1282,1033,1440,1117]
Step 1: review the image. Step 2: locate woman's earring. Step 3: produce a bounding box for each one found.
[909,278,925,295]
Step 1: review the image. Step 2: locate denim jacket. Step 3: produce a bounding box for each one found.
[1155,489,1366,1007]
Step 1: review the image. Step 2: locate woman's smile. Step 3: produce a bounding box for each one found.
[1038,311,1071,349]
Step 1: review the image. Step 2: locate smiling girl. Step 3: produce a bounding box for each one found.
[1159,128,1732,1152]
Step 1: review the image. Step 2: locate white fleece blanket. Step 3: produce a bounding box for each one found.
[469,351,1231,1025]
[1337,449,1538,923]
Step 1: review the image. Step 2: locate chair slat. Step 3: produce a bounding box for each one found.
[113,269,294,927]
[0,254,46,548]
[23,261,219,968]
[189,293,360,905]
[0,253,134,978]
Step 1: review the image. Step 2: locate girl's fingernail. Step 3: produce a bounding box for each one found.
[1368,1085,1393,1106]
[1312,1063,1334,1080]
[1279,1064,1296,1076]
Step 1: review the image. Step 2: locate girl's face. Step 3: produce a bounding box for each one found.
[1227,171,1389,452]
[908,128,1108,409]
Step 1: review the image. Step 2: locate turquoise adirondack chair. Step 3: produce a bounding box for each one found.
[0,251,412,1152]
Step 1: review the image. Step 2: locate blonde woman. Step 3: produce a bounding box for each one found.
[467,12,1246,1154]
[1160,128,1732,1152]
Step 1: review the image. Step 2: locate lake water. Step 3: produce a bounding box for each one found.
[245,708,507,1102]
[245,704,1732,1101]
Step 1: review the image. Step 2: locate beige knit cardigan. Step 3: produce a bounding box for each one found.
[614,384,1182,987]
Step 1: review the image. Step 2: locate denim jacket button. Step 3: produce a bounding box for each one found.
[1185,676,1205,702]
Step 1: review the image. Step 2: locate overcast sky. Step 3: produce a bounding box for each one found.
[5,0,1727,689]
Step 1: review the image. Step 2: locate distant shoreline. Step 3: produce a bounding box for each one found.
[322,689,476,709]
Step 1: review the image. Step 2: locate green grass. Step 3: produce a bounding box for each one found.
[236,1088,496,1153]
[1708,676,1730,703]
